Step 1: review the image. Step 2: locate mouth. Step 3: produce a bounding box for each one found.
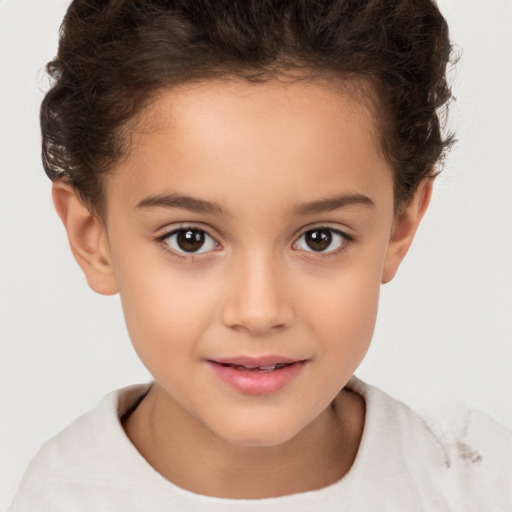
[206,357,307,395]
[213,361,297,373]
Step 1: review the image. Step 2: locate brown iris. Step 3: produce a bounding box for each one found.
[305,229,333,252]
[176,229,206,252]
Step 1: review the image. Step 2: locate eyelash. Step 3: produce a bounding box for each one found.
[293,226,354,260]
[156,225,354,262]
[156,225,220,262]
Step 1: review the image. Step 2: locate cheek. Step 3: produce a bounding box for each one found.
[112,250,220,367]
[301,256,383,360]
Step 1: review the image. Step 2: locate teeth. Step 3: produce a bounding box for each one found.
[232,363,289,372]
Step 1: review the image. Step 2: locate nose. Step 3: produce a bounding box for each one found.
[221,251,295,336]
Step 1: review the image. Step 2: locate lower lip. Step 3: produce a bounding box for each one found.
[207,361,305,395]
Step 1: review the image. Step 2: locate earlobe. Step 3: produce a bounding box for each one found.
[52,182,118,296]
[381,178,433,284]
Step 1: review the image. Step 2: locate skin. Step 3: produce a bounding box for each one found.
[53,78,432,499]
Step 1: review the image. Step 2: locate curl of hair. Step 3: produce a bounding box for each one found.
[41,0,455,213]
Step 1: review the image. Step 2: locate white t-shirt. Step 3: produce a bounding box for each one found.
[10,377,512,511]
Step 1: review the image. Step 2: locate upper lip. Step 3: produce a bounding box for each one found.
[207,356,305,367]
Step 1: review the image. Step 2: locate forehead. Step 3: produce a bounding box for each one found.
[107,77,392,217]
[141,77,380,149]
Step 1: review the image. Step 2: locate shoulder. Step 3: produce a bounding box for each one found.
[439,407,512,510]
[347,376,512,509]
[10,383,153,512]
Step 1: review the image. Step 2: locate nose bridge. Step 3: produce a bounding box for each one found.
[222,246,294,335]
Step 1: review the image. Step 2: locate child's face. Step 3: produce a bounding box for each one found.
[64,78,427,446]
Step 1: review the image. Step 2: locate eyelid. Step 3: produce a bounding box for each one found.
[156,219,217,235]
[294,222,354,241]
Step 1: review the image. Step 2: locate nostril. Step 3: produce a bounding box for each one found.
[224,319,290,336]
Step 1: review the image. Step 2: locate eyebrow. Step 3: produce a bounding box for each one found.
[136,192,374,216]
[137,193,227,216]
[292,193,375,215]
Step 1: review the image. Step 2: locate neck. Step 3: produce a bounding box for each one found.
[122,385,365,499]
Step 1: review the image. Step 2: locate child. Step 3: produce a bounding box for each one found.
[10,0,512,510]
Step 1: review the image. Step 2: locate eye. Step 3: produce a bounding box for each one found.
[163,228,218,255]
[293,227,348,254]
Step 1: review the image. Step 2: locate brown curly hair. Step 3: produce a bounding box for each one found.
[41,0,455,214]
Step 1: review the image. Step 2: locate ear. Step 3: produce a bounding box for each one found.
[381,178,433,284]
[52,182,118,295]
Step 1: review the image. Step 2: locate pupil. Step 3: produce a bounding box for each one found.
[305,229,332,252]
[177,229,205,252]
